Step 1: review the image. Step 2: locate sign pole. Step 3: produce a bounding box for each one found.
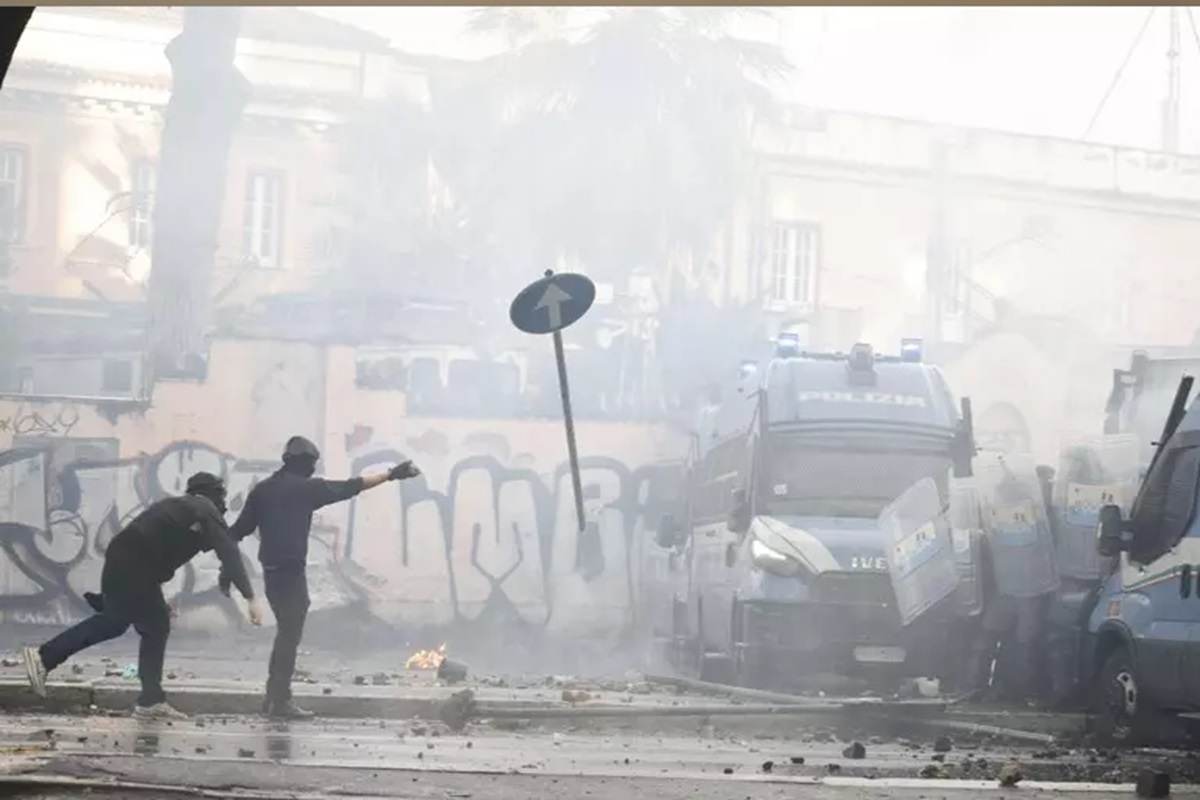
[509,267,596,536]
[553,327,586,534]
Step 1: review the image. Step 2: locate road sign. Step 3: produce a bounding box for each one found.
[510,270,596,533]
[509,272,596,335]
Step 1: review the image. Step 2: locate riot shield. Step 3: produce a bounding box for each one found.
[976,453,1060,598]
[1051,435,1139,581]
[948,479,985,618]
[878,477,960,626]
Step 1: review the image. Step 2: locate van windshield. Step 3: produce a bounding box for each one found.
[764,433,951,518]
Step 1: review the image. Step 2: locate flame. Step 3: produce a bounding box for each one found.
[405,643,446,671]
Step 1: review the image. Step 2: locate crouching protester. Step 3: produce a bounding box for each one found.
[22,472,262,720]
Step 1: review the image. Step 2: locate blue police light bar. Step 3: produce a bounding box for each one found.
[776,332,801,358]
[900,338,923,363]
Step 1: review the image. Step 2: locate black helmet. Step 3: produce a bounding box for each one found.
[186,471,224,495]
[283,435,320,462]
[186,471,227,513]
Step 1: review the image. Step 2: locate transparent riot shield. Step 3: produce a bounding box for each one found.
[1051,434,1140,581]
[878,477,960,626]
[948,479,985,618]
[976,453,1060,598]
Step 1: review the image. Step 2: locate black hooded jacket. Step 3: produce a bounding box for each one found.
[228,468,365,571]
[109,493,254,599]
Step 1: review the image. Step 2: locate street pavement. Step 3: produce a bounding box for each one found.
[3,628,1200,798]
[2,709,1199,799]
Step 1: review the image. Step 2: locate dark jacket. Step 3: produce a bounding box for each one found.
[228,469,365,571]
[109,494,254,599]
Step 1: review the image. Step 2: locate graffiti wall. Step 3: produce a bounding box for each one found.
[0,427,685,638]
[0,337,687,639]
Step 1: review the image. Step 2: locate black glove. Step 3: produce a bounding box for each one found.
[388,461,421,481]
[218,571,232,597]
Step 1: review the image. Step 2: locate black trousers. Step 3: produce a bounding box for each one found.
[264,568,309,704]
[40,550,170,707]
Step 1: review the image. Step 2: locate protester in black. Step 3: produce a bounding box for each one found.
[23,472,260,720]
[226,435,419,719]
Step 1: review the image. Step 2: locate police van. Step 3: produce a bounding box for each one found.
[1089,374,1200,743]
[655,338,975,689]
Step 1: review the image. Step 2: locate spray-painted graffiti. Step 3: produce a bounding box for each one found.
[0,437,681,637]
[0,405,81,438]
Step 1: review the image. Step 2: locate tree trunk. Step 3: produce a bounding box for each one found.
[147,8,247,379]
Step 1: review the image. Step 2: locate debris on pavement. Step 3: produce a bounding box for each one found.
[932,735,953,753]
[842,741,866,759]
[998,762,1024,787]
[437,658,468,685]
[437,689,477,732]
[1137,769,1171,798]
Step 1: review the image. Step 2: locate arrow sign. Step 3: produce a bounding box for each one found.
[510,270,597,535]
[536,282,572,331]
[510,272,596,335]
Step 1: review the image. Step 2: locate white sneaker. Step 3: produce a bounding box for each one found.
[132,702,188,721]
[22,646,47,698]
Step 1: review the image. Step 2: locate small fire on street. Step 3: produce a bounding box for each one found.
[405,644,446,670]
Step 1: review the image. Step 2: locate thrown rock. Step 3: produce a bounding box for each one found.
[761,761,774,774]
[842,742,866,760]
[998,762,1023,787]
[790,756,805,765]
[1136,769,1171,798]
[932,735,953,753]
[438,658,469,685]
[438,690,477,732]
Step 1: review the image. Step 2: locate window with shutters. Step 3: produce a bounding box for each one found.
[128,160,155,251]
[764,221,819,307]
[243,171,283,267]
[0,146,26,244]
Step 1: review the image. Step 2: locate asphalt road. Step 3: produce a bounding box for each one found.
[2,710,1199,799]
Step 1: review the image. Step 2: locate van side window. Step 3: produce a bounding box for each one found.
[1131,445,1200,563]
[690,434,747,524]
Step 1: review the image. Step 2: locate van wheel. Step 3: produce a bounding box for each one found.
[1092,647,1153,745]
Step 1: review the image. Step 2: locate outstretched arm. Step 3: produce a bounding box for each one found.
[306,461,421,510]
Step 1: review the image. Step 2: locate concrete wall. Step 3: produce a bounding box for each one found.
[0,338,686,640]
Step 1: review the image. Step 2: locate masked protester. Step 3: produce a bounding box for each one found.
[226,435,420,719]
[23,472,260,720]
